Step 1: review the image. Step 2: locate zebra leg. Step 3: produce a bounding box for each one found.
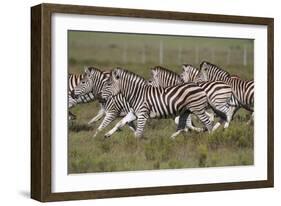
[175,115,203,132]
[213,118,226,131]
[222,105,236,128]
[68,95,77,120]
[186,115,204,132]
[68,111,76,120]
[211,102,235,130]
[206,111,215,122]
[93,112,117,138]
[134,115,148,138]
[127,121,136,132]
[104,112,137,138]
[193,111,214,132]
[170,112,189,139]
[88,104,105,124]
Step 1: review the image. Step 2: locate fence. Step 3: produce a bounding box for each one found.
[83,40,253,67]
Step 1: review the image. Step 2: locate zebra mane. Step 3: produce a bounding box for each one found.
[200,61,231,78]
[182,63,198,69]
[182,64,199,72]
[151,66,179,77]
[86,66,102,73]
[230,74,241,79]
[85,66,111,80]
[113,67,146,82]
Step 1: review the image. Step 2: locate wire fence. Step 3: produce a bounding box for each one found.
[77,40,253,67]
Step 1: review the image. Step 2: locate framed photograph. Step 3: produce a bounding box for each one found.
[31,3,274,202]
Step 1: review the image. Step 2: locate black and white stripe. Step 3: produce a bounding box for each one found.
[148,66,203,132]
[150,65,235,129]
[69,67,110,123]
[199,61,254,123]
[68,73,95,108]
[68,73,84,120]
[72,68,136,137]
[71,67,110,100]
[105,68,214,138]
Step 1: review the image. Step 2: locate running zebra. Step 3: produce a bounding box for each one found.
[180,64,238,128]
[68,73,96,109]
[148,66,205,132]
[68,73,85,120]
[70,67,111,123]
[198,61,254,124]
[104,68,214,139]
[72,68,136,137]
[150,65,235,129]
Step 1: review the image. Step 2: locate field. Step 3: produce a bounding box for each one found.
[68,31,254,173]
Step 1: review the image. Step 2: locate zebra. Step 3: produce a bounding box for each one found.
[180,64,238,128]
[148,66,206,132]
[103,67,215,139]
[70,67,111,123]
[198,61,254,124]
[150,65,235,129]
[68,73,85,120]
[72,68,137,137]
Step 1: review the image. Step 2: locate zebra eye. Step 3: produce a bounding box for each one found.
[81,80,85,84]
[115,75,120,80]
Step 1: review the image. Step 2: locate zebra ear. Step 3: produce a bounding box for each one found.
[182,64,188,72]
[84,66,90,74]
[112,70,119,80]
[151,70,158,78]
[199,61,206,70]
[84,66,88,72]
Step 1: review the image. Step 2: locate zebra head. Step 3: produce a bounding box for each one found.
[100,77,115,100]
[199,61,231,82]
[71,66,110,99]
[105,68,124,96]
[147,79,158,87]
[149,66,183,87]
[109,67,146,97]
[148,67,161,87]
[180,64,200,83]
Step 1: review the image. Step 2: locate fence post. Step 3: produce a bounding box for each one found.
[195,46,199,65]
[122,42,127,64]
[142,45,146,64]
[243,45,247,66]
[159,40,163,65]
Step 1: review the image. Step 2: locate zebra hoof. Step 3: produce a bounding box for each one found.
[223,122,230,129]
[169,135,176,140]
[104,133,111,138]
[134,132,144,139]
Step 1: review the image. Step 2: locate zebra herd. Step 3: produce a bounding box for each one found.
[69,61,254,139]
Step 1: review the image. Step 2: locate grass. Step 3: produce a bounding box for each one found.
[68,31,254,173]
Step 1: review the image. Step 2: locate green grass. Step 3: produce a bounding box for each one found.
[68,107,253,173]
[68,31,254,173]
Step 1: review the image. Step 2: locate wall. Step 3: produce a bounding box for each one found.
[0,0,279,205]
